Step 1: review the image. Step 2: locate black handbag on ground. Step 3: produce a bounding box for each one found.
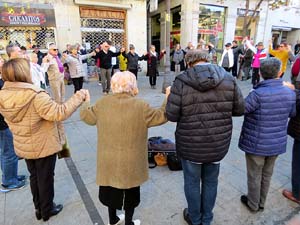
[167,153,182,171]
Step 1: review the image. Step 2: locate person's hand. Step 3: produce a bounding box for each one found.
[143,52,148,56]
[283,81,295,90]
[165,86,171,98]
[268,39,273,46]
[161,49,166,53]
[83,89,90,102]
[42,55,50,64]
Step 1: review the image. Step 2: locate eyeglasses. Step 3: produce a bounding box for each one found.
[51,49,58,51]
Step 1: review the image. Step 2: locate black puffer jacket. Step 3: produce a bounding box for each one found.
[288,90,300,140]
[166,63,244,163]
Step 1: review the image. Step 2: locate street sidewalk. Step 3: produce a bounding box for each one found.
[1,68,299,225]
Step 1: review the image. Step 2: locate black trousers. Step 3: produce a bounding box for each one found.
[252,68,260,87]
[99,186,140,210]
[149,76,157,86]
[223,67,232,72]
[232,61,238,77]
[129,69,138,80]
[25,154,57,218]
[72,77,83,93]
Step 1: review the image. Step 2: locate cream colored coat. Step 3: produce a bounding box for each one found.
[80,93,167,189]
[0,82,84,159]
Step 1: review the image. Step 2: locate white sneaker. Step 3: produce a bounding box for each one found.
[133,219,141,225]
[108,214,125,225]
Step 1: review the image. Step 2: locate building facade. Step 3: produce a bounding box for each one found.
[0,0,147,58]
[148,0,300,53]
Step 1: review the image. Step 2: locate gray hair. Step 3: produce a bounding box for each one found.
[259,58,282,80]
[185,49,210,67]
[6,44,18,57]
[69,44,78,52]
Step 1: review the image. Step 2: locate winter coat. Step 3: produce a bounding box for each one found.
[245,40,267,68]
[269,46,292,73]
[117,54,127,71]
[0,82,85,159]
[170,49,185,72]
[219,48,234,68]
[80,93,167,189]
[288,90,300,140]
[239,79,296,156]
[65,53,93,78]
[94,50,120,69]
[166,63,244,163]
[291,56,300,77]
[123,52,144,70]
[143,51,165,77]
[42,54,64,82]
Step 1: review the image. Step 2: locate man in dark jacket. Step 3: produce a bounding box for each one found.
[32,45,46,65]
[0,78,26,191]
[283,86,300,204]
[166,49,244,225]
[231,40,243,77]
[94,41,121,94]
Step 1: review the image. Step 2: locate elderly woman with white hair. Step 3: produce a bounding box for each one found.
[80,71,170,225]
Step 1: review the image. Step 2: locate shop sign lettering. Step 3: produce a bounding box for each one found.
[1,13,46,25]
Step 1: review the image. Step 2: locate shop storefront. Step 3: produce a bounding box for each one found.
[79,7,126,50]
[0,2,56,53]
[170,6,181,49]
[234,8,259,43]
[198,4,225,49]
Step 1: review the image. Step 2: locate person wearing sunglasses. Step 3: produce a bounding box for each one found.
[269,40,295,78]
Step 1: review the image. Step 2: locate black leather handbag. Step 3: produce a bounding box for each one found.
[167,153,182,171]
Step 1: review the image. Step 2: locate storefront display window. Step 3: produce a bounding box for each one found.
[198,4,225,50]
[170,6,181,49]
[151,14,161,52]
[234,9,259,43]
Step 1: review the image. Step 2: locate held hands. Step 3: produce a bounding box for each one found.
[75,89,91,102]
[165,86,171,98]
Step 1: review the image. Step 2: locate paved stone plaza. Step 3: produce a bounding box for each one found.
[1,69,300,225]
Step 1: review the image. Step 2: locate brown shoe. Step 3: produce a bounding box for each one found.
[282,189,300,204]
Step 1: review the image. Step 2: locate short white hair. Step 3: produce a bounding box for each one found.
[111,71,138,96]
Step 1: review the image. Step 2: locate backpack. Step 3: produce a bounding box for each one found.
[292,56,300,77]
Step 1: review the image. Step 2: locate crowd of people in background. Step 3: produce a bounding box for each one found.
[1,36,300,225]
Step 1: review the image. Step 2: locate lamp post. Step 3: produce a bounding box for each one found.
[161,0,172,93]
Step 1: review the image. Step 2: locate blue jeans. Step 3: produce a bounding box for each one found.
[182,159,220,225]
[0,128,19,186]
[292,139,300,199]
